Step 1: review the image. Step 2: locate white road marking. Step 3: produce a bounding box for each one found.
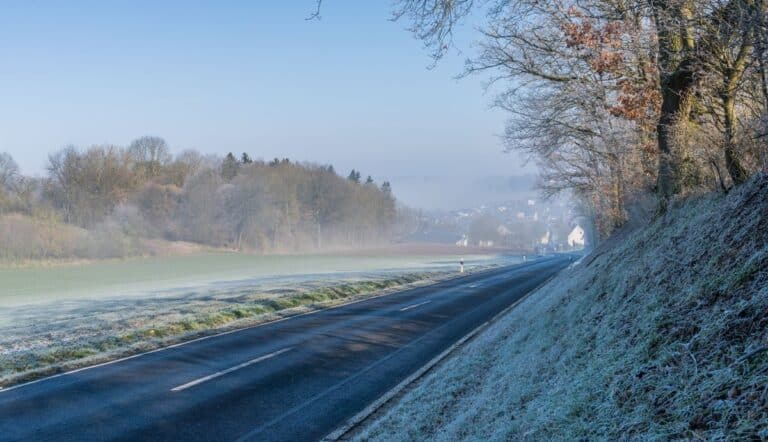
[322,268,563,441]
[399,300,431,312]
[171,347,294,392]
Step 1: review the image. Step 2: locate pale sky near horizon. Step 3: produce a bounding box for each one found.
[0,1,534,209]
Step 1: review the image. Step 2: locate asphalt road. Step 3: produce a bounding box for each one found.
[0,255,572,441]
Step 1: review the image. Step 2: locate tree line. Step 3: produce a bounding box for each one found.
[392,0,768,237]
[0,137,400,259]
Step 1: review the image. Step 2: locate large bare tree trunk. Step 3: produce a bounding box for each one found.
[752,0,768,126]
[652,0,698,207]
[608,153,627,228]
[723,95,749,184]
[656,64,695,204]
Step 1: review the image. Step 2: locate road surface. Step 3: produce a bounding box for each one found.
[0,255,571,441]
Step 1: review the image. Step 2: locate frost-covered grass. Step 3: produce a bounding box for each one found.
[0,253,506,306]
[0,253,515,388]
[0,271,469,388]
[357,174,768,441]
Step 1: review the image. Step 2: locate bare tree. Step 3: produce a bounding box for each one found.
[393,0,766,233]
[129,136,171,178]
[0,152,19,191]
[46,145,138,227]
[395,0,660,235]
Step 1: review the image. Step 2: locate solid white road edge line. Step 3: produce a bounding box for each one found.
[399,300,431,312]
[170,347,294,392]
[321,269,562,442]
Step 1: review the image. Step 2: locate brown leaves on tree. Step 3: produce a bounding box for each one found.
[561,7,660,141]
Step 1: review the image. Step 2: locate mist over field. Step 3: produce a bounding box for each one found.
[0,129,575,392]
[390,174,538,210]
[0,131,579,390]
[0,137,586,267]
[0,251,519,387]
[0,253,516,307]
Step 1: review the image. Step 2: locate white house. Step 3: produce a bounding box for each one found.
[567,225,586,248]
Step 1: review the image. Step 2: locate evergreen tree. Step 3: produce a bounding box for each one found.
[221,152,239,180]
[381,181,392,194]
[365,175,374,185]
[347,169,361,183]
[241,153,253,164]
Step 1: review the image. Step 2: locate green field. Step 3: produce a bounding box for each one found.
[0,252,512,307]
[0,252,520,386]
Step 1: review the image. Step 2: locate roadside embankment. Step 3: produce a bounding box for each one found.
[356,174,768,440]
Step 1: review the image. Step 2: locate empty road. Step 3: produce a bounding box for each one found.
[0,255,571,441]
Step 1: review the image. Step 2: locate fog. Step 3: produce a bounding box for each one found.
[0,2,538,216]
[0,0,589,266]
[391,175,538,211]
[0,2,590,399]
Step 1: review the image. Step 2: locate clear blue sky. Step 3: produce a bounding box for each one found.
[0,1,532,209]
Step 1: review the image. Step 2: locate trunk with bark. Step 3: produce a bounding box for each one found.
[608,153,627,228]
[656,63,695,203]
[723,94,749,185]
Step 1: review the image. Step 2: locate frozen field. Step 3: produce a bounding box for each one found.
[0,252,520,387]
[0,253,516,307]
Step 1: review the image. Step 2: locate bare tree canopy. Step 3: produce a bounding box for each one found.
[393,0,475,61]
[0,138,404,260]
[393,0,768,236]
[0,153,19,191]
[129,136,171,178]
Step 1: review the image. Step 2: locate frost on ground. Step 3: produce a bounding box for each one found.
[0,269,482,388]
[357,174,768,441]
[0,253,513,387]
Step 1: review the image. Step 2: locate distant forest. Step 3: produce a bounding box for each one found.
[0,137,407,260]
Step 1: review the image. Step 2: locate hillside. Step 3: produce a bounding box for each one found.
[0,146,401,262]
[356,174,768,440]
